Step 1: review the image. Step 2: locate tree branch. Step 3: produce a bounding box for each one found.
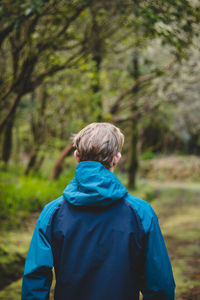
[56,2,91,39]
[109,57,176,115]
[0,23,15,47]
[112,102,160,123]
[30,49,84,91]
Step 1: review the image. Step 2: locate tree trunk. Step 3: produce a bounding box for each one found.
[33,155,45,172]
[0,94,21,134]
[92,55,102,122]
[128,52,140,189]
[25,88,47,175]
[25,147,39,175]
[2,117,15,163]
[128,122,139,189]
[50,144,74,180]
[90,7,103,122]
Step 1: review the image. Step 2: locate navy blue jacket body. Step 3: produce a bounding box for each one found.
[22,161,175,300]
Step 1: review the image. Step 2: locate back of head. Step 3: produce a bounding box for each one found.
[73,122,124,169]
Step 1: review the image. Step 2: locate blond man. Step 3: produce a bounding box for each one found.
[22,122,175,300]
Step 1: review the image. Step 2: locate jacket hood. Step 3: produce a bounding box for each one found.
[63,161,128,206]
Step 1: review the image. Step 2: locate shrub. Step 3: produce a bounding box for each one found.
[0,168,74,227]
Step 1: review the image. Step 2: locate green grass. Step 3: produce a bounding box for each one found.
[0,279,22,299]
[149,185,200,299]
[0,167,74,229]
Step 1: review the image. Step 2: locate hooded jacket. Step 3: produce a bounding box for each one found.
[22,161,175,300]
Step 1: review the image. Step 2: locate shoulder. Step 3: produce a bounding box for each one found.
[37,196,65,231]
[124,194,157,234]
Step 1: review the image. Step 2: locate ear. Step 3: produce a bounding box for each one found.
[74,150,80,163]
[112,152,121,167]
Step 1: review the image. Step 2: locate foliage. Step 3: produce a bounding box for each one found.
[140,38,200,155]
[0,167,74,227]
[0,0,199,188]
[140,151,158,161]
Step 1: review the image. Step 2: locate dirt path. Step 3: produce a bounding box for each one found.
[141,179,200,191]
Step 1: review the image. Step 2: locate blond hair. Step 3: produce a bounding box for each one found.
[73,122,124,169]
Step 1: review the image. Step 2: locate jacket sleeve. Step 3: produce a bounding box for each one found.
[140,211,175,300]
[21,219,53,300]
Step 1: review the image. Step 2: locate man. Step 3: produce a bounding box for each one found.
[22,122,175,300]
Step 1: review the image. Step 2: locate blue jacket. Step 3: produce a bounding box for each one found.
[22,161,175,300]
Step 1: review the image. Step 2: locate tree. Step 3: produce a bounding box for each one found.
[104,0,199,187]
[1,0,199,184]
[145,38,200,155]
[0,0,92,161]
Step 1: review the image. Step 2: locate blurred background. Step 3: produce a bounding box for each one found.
[0,0,200,299]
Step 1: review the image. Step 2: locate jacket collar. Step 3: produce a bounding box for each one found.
[63,161,128,206]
